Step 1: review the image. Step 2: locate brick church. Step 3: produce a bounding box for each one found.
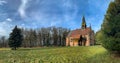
[66,16,95,46]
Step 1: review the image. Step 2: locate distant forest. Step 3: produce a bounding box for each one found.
[0,26,70,47]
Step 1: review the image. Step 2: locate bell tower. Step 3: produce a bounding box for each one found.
[81,16,87,29]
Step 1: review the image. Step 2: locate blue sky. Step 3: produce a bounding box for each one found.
[0,0,112,37]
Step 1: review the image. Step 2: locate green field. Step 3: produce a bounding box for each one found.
[0,46,120,63]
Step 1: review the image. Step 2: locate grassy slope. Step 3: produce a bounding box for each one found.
[0,46,120,63]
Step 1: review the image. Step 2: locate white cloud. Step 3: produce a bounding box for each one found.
[0,0,7,5]
[0,19,13,37]
[6,18,12,22]
[18,0,28,18]
[0,21,13,37]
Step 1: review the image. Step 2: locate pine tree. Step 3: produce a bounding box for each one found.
[8,26,23,50]
[101,0,120,53]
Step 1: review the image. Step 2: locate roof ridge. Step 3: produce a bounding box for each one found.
[67,27,93,38]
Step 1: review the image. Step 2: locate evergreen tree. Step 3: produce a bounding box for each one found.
[101,0,120,53]
[8,26,23,50]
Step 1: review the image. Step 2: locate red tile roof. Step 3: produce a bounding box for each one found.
[67,27,91,38]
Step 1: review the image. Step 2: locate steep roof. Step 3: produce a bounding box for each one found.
[67,27,92,38]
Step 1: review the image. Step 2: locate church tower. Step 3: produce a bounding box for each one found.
[81,16,87,29]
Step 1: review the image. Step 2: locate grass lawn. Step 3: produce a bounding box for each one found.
[0,46,120,63]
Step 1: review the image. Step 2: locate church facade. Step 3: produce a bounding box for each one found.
[66,16,95,46]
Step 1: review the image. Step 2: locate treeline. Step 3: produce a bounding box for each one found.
[0,26,70,48]
[0,36,8,47]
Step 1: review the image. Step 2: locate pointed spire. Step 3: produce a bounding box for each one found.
[15,25,18,29]
[81,16,87,29]
[90,23,92,30]
[82,16,86,23]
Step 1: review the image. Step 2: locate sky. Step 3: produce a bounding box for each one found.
[0,0,112,37]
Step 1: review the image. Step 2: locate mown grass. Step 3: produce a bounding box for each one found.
[0,46,120,63]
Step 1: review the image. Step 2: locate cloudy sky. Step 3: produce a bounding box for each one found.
[0,0,112,37]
